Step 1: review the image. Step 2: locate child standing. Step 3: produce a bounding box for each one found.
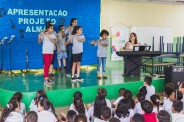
[57,25,67,70]
[92,30,109,79]
[38,22,59,85]
[68,26,85,82]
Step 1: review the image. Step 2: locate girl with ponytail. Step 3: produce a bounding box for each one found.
[0,99,23,122]
[37,99,57,122]
[134,92,145,114]
[150,94,163,113]
[69,91,89,121]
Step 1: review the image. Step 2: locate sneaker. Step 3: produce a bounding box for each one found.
[44,79,52,85]
[76,77,84,82]
[71,77,76,82]
[102,75,107,79]
[48,78,54,84]
[66,74,71,77]
[49,73,55,77]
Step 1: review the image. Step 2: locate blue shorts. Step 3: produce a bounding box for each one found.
[57,51,67,59]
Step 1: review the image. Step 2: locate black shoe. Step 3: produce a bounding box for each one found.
[76,77,84,82]
[48,78,54,84]
[71,77,76,82]
[44,79,52,85]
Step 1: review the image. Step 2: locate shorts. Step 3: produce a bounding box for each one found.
[72,53,82,62]
[57,51,67,59]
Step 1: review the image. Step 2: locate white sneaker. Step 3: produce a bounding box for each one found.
[66,74,71,77]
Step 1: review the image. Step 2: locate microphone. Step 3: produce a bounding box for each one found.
[7,35,15,44]
[0,37,8,45]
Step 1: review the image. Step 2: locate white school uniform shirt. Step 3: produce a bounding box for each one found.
[134,102,143,114]
[29,99,39,113]
[152,106,164,114]
[19,102,26,121]
[114,109,134,122]
[38,110,57,122]
[57,33,66,51]
[113,96,124,106]
[171,113,184,122]
[5,112,23,122]
[163,98,173,114]
[145,85,155,100]
[94,118,108,122]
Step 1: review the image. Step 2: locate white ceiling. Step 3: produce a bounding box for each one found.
[126,0,184,4]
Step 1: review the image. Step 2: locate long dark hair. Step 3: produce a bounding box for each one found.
[150,94,160,112]
[12,92,22,102]
[70,18,77,26]
[74,98,85,114]
[129,32,138,44]
[93,95,107,119]
[72,26,82,35]
[0,100,19,122]
[116,99,130,118]
[34,89,45,105]
[38,96,58,121]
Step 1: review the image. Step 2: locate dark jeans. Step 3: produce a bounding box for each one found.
[66,44,73,74]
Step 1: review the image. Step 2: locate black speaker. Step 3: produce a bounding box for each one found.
[164,66,184,89]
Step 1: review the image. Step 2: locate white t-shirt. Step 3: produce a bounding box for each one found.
[152,106,164,114]
[134,102,143,114]
[19,102,26,121]
[97,39,109,57]
[42,33,56,54]
[145,85,155,100]
[5,112,23,122]
[113,96,123,106]
[29,99,39,113]
[94,118,107,122]
[114,109,134,122]
[171,113,184,122]
[163,98,173,114]
[38,110,57,122]
[71,34,85,54]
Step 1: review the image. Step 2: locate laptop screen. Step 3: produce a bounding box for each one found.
[133,45,151,51]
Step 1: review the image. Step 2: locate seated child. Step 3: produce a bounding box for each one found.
[143,77,155,100]
[163,89,175,114]
[150,94,163,113]
[132,113,144,122]
[171,100,184,122]
[37,99,57,122]
[157,110,170,122]
[74,114,87,122]
[141,100,157,122]
[134,92,145,114]
[26,111,38,122]
[112,88,126,108]
[0,99,23,122]
[114,99,134,122]
[94,106,111,122]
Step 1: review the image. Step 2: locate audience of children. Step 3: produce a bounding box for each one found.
[2,78,184,122]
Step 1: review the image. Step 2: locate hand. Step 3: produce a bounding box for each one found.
[58,48,61,53]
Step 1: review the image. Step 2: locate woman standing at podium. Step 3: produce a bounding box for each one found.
[124,32,141,76]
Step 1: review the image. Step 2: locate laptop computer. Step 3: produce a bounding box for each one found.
[133,45,151,51]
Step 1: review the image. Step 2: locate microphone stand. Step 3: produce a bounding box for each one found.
[7,35,16,76]
[0,37,8,74]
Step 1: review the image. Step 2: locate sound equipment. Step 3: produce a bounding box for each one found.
[164,66,184,89]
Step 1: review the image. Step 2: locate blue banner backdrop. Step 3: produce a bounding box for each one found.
[0,0,100,70]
